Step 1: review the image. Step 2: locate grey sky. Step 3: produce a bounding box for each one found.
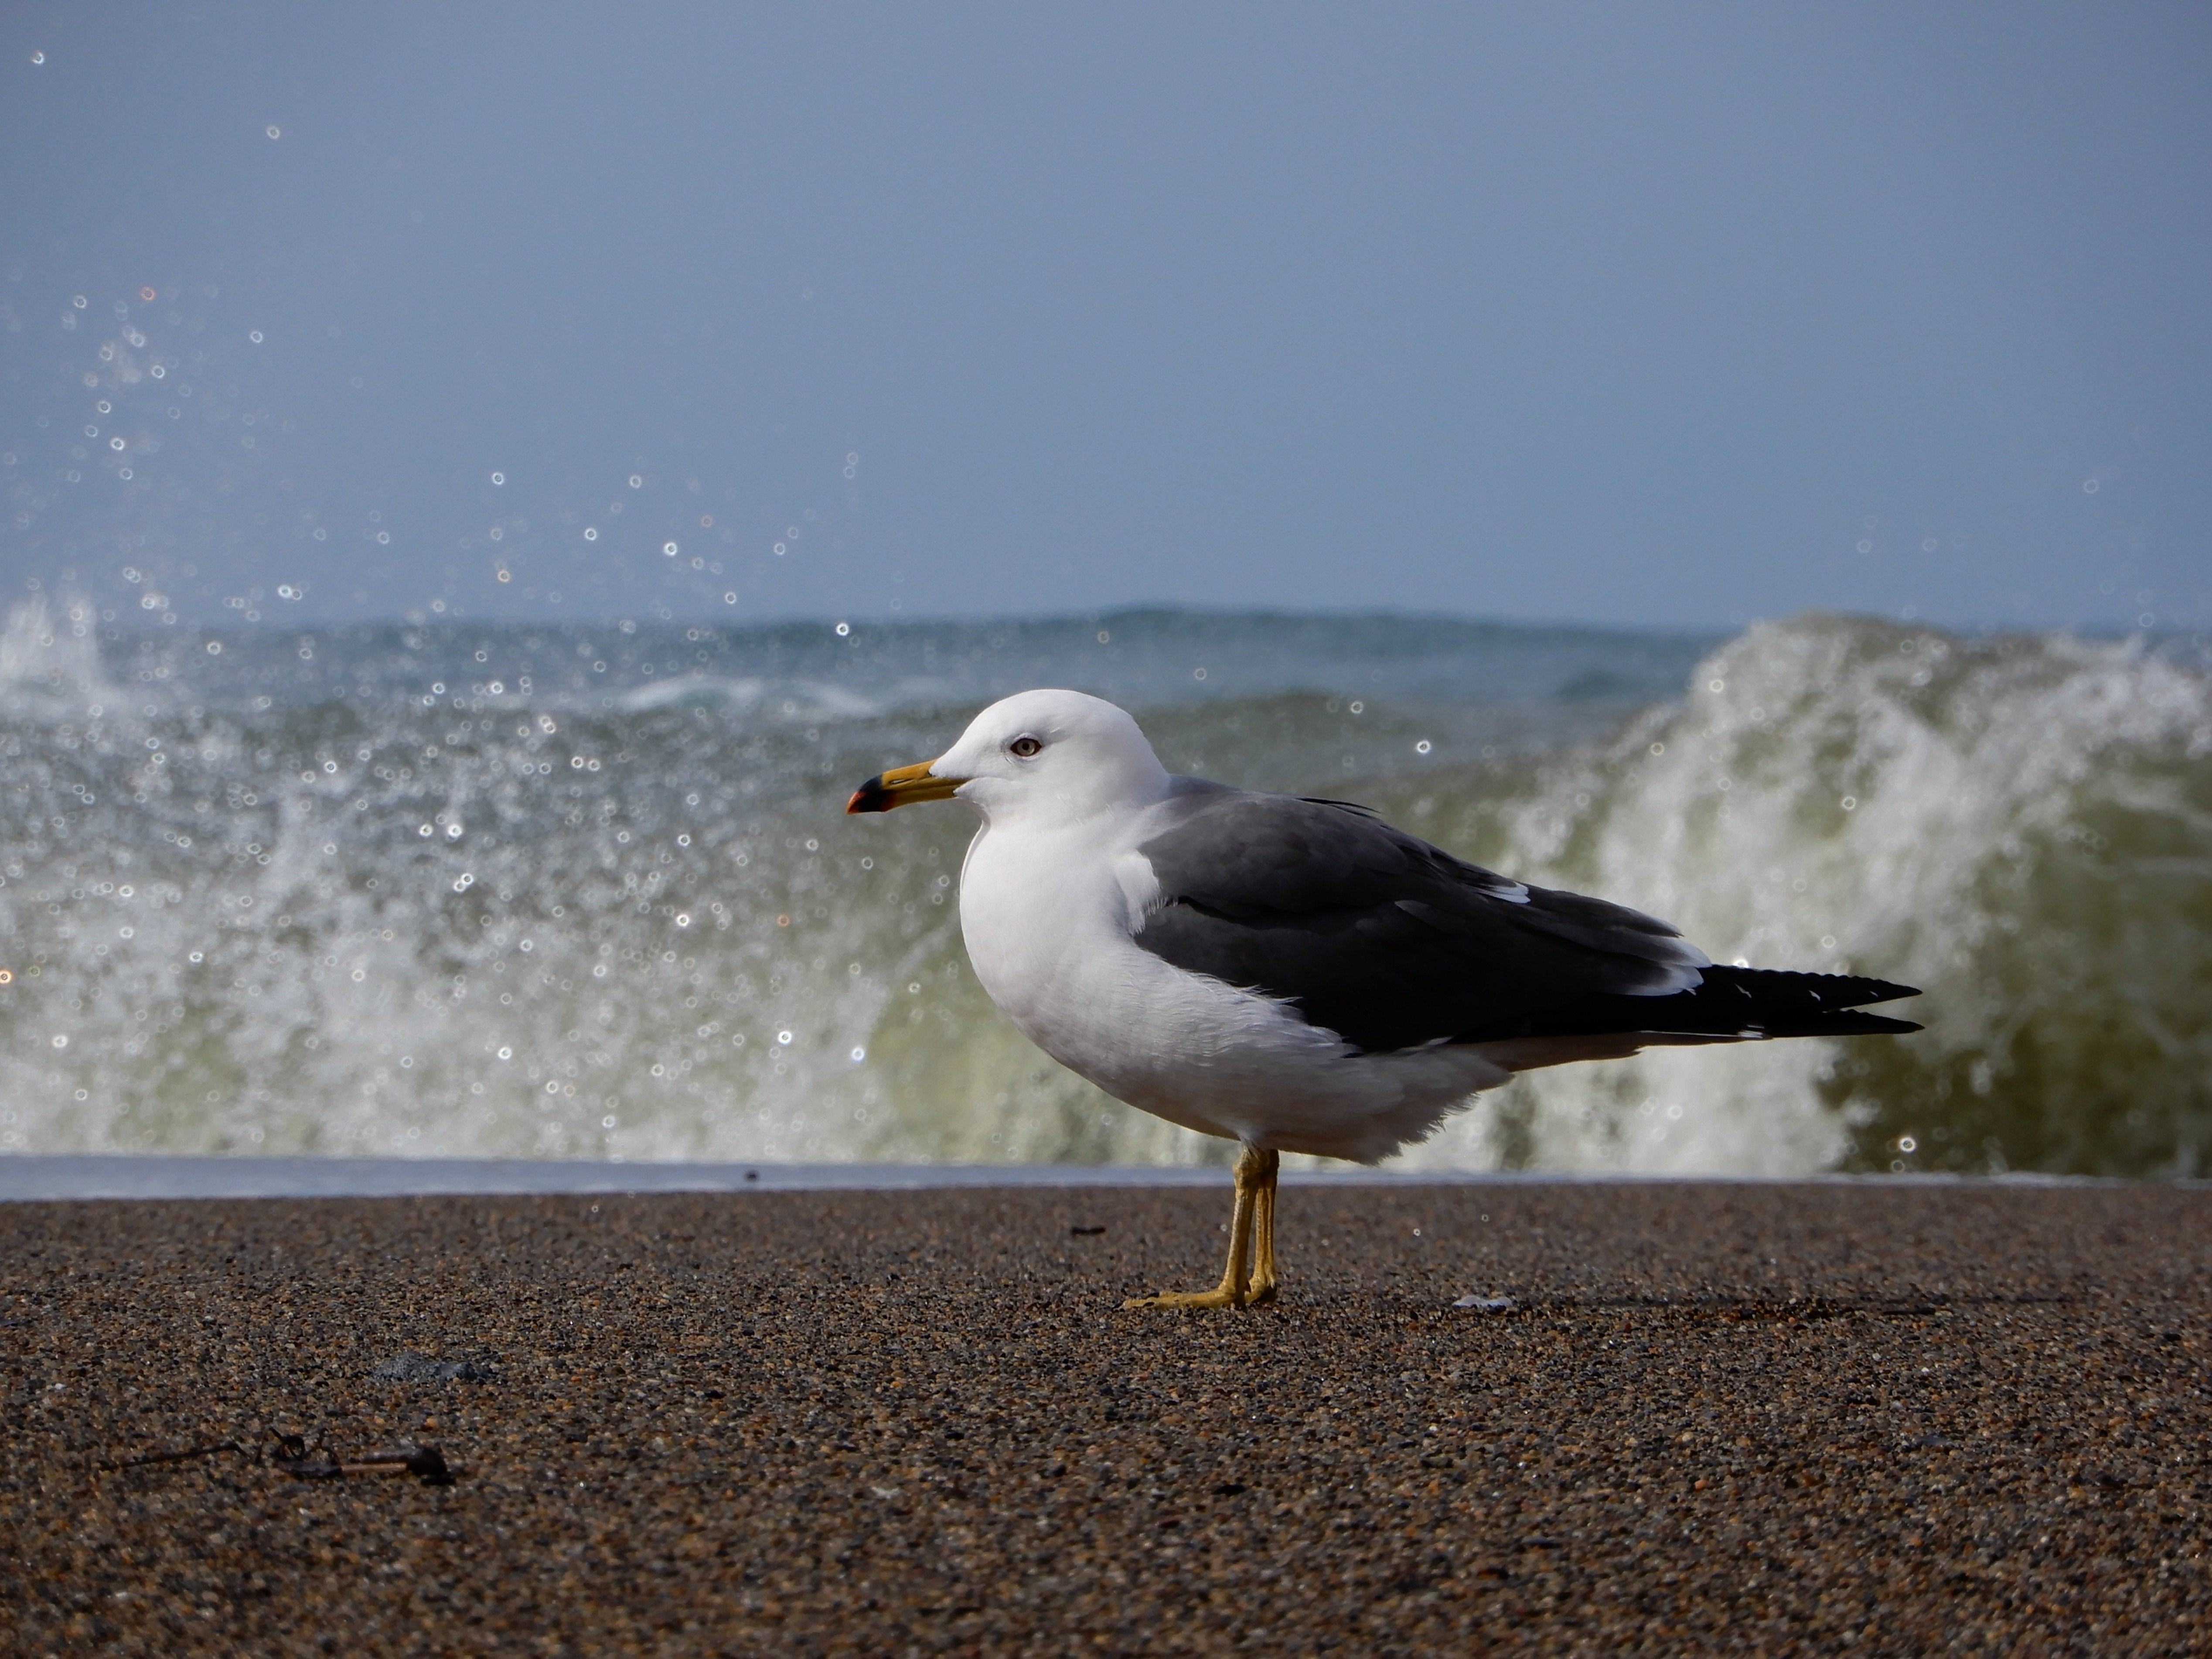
[2,3,2206,629]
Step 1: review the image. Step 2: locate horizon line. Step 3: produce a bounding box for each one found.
[13,591,2188,642]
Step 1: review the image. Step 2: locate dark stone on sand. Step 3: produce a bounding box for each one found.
[367,1351,494,1383]
[3,1180,2209,1653]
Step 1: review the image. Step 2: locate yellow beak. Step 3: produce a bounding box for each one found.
[846,758,966,814]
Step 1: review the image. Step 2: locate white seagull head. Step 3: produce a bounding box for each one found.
[847,688,1169,827]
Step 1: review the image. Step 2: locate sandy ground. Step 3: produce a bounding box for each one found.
[2,1180,2207,1655]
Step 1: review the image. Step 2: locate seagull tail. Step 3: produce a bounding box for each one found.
[1695,963,1919,1019]
[1614,965,1924,1040]
[1463,966,1923,1053]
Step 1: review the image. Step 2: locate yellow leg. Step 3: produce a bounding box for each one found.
[1246,1150,1279,1305]
[1125,1145,1279,1311]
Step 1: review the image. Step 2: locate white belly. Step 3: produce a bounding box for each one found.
[957,818,1510,1162]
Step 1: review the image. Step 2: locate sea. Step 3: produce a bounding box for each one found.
[3,596,2207,1179]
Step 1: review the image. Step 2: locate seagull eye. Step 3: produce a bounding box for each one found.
[1008,736,1043,758]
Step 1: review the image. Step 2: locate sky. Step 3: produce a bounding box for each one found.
[1,3,2207,632]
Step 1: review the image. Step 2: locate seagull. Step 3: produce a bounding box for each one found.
[849,689,1920,1311]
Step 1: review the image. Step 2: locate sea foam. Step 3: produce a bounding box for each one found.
[1,605,2203,1176]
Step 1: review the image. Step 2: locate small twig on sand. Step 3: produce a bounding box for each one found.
[275,1442,456,1486]
[114,1431,455,1485]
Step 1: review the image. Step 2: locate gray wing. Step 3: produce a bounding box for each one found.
[1132,789,1918,1054]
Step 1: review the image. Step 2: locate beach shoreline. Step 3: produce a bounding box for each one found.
[4,1181,2206,1653]
[0,1153,2161,1203]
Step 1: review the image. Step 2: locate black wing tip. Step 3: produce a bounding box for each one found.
[1706,966,1922,1008]
[1788,1011,1923,1037]
[1630,1010,1923,1041]
[1847,978,1922,1007]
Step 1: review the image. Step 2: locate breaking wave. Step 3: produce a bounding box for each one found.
[0,606,2204,1176]
[1389,615,2212,1176]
